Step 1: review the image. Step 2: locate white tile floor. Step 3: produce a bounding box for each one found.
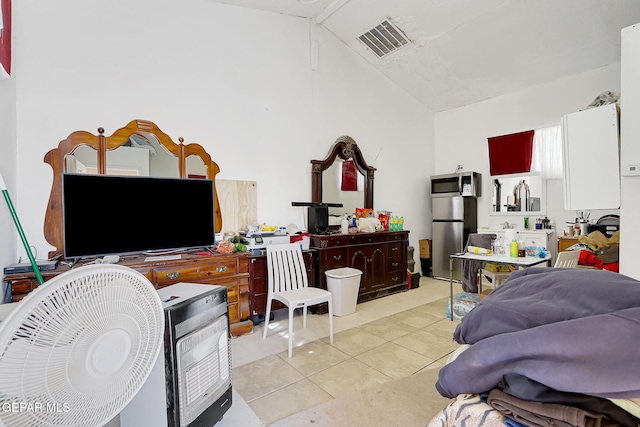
[217,277,461,426]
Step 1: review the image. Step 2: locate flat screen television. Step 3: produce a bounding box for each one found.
[62,173,215,260]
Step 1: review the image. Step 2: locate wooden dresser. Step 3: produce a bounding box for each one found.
[311,231,409,305]
[2,252,253,338]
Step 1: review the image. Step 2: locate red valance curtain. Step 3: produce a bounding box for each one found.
[0,0,11,79]
[488,130,534,175]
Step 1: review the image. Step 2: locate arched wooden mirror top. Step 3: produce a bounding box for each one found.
[311,136,375,210]
[43,119,222,258]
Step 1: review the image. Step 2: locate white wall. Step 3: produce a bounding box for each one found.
[620,24,640,279]
[11,1,434,264]
[434,64,622,232]
[0,72,16,302]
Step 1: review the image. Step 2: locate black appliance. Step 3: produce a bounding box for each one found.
[159,283,232,427]
[589,214,620,237]
[292,202,343,234]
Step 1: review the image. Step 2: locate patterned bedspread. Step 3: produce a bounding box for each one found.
[426,394,505,427]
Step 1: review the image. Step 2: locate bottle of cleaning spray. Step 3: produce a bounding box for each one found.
[510,238,518,258]
[341,216,349,234]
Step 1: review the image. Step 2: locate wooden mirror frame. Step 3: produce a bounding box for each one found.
[43,119,222,258]
[311,136,375,209]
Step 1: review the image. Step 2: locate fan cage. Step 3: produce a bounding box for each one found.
[0,265,164,427]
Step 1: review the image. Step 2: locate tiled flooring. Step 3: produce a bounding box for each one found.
[218,277,463,426]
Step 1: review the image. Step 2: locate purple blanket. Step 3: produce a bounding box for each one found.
[436,268,640,399]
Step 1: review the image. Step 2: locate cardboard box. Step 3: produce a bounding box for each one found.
[419,239,431,259]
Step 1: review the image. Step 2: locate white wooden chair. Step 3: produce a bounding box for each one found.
[480,269,513,289]
[263,243,333,357]
[554,250,580,268]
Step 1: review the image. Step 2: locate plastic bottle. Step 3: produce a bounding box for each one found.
[341,217,348,234]
[399,216,404,230]
[510,239,518,258]
[517,235,526,257]
[494,235,503,255]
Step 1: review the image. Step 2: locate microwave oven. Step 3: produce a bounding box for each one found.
[430,172,481,198]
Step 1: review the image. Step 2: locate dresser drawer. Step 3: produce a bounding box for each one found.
[388,257,403,273]
[312,236,353,248]
[387,242,403,259]
[386,271,405,286]
[320,247,349,269]
[153,259,239,286]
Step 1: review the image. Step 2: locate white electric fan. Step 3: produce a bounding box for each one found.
[0,264,164,427]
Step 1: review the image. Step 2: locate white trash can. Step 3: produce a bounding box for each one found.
[325,267,363,316]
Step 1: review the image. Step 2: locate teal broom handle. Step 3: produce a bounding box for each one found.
[0,173,45,285]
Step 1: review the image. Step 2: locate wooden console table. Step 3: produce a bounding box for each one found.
[558,236,581,252]
[2,252,253,337]
[311,230,409,307]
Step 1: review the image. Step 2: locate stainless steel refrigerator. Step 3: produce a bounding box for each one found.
[431,196,477,280]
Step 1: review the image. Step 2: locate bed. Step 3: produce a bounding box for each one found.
[429,267,640,427]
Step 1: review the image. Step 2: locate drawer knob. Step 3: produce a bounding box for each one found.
[166,272,180,280]
[391,247,398,252]
[333,255,342,260]
[216,265,228,273]
[392,262,399,267]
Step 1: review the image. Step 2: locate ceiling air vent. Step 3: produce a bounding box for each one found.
[358,19,411,58]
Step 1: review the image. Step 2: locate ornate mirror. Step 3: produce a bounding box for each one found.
[44,119,222,257]
[311,136,375,215]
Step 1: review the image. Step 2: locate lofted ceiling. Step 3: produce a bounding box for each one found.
[207,0,640,112]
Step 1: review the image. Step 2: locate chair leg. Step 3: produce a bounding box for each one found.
[302,305,307,329]
[327,299,333,345]
[263,298,272,339]
[288,306,295,358]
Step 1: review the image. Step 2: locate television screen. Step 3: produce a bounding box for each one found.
[63,174,215,259]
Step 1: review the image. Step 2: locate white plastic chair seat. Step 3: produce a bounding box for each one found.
[263,243,333,358]
[272,287,334,308]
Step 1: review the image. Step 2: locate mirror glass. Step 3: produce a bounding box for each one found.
[323,159,365,216]
[65,145,97,174]
[186,153,208,178]
[491,174,544,214]
[63,132,180,177]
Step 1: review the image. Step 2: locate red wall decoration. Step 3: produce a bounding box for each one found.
[0,0,11,78]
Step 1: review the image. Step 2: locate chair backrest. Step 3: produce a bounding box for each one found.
[465,233,496,250]
[266,243,308,294]
[554,250,580,268]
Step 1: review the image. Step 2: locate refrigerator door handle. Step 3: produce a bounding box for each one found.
[458,174,463,195]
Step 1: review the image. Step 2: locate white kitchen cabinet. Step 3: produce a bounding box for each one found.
[561,103,620,210]
[478,228,557,264]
